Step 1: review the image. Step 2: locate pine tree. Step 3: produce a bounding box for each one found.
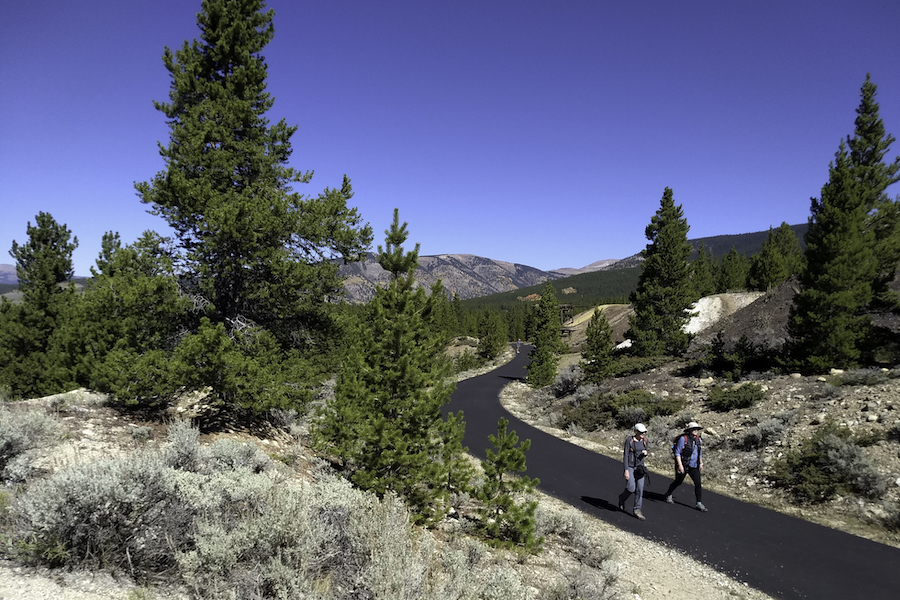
[0,212,78,397]
[749,223,803,291]
[717,247,749,292]
[788,142,875,369]
[626,187,695,357]
[476,417,543,552]
[314,210,463,524]
[69,231,190,395]
[135,0,372,347]
[849,75,900,308]
[477,309,507,360]
[527,282,561,387]
[691,242,716,298]
[580,307,614,384]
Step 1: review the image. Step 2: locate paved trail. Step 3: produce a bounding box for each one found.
[444,347,900,600]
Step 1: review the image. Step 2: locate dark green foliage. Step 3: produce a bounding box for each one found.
[789,75,898,369]
[626,187,695,357]
[134,0,372,349]
[527,283,562,387]
[476,418,543,552]
[849,75,900,309]
[314,210,463,525]
[749,223,804,292]
[477,309,508,360]
[700,333,779,381]
[604,355,671,378]
[0,212,79,398]
[716,247,749,293]
[690,242,716,298]
[580,308,614,384]
[771,421,889,503]
[558,388,686,431]
[461,267,641,315]
[788,141,875,370]
[452,348,482,373]
[60,231,191,393]
[706,383,766,412]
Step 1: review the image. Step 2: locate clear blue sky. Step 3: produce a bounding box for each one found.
[2,0,899,276]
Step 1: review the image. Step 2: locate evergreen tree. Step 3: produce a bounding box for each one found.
[717,247,749,292]
[66,231,191,395]
[135,0,372,348]
[626,187,695,356]
[849,75,900,308]
[526,282,561,387]
[749,223,803,291]
[477,309,507,360]
[580,307,615,383]
[476,417,543,552]
[314,210,463,524]
[788,142,875,369]
[0,212,78,397]
[691,242,716,298]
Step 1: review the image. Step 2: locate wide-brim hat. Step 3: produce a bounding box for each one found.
[684,421,703,432]
[634,423,647,433]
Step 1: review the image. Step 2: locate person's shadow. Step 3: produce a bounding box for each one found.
[581,496,619,512]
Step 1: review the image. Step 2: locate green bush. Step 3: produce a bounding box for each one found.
[771,421,889,503]
[706,383,765,412]
[606,355,670,378]
[453,349,482,373]
[558,388,686,431]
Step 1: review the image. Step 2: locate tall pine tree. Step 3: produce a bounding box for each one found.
[849,75,900,308]
[749,223,803,292]
[626,187,695,356]
[0,213,78,397]
[691,241,717,298]
[580,307,614,384]
[526,282,561,387]
[717,247,749,292]
[314,210,465,524]
[789,142,875,369]
[135,0,372,347]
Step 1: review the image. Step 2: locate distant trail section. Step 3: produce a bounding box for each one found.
[445,347,900,600]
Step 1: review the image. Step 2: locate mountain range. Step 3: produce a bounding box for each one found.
[0,223,807,303]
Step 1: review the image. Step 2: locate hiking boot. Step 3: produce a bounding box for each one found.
[696,502,708,512]
[634,509,646,521]
[664,495,674,504]
[618,501,625,512]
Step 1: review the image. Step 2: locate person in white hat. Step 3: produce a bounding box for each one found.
[618,423,649,520]
[664,422,708,512]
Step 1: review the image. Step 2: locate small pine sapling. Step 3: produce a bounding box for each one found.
[476,418,543,553]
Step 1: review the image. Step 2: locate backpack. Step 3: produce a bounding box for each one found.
[671,433,699,463]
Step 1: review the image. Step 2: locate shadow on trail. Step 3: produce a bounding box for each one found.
[444,344,900,600]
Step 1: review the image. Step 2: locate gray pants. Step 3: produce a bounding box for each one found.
[619,466,645,511]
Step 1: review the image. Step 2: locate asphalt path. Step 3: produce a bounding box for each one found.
[442,345,900,600]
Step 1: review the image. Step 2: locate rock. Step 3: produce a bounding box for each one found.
[704,427,718,437]
[810,414,827,425]
[830,368,845,376]
[790,373,802,379]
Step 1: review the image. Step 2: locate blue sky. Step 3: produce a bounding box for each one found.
[2,0,899,276]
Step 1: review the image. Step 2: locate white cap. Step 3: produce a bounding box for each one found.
[634,423,647,433]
